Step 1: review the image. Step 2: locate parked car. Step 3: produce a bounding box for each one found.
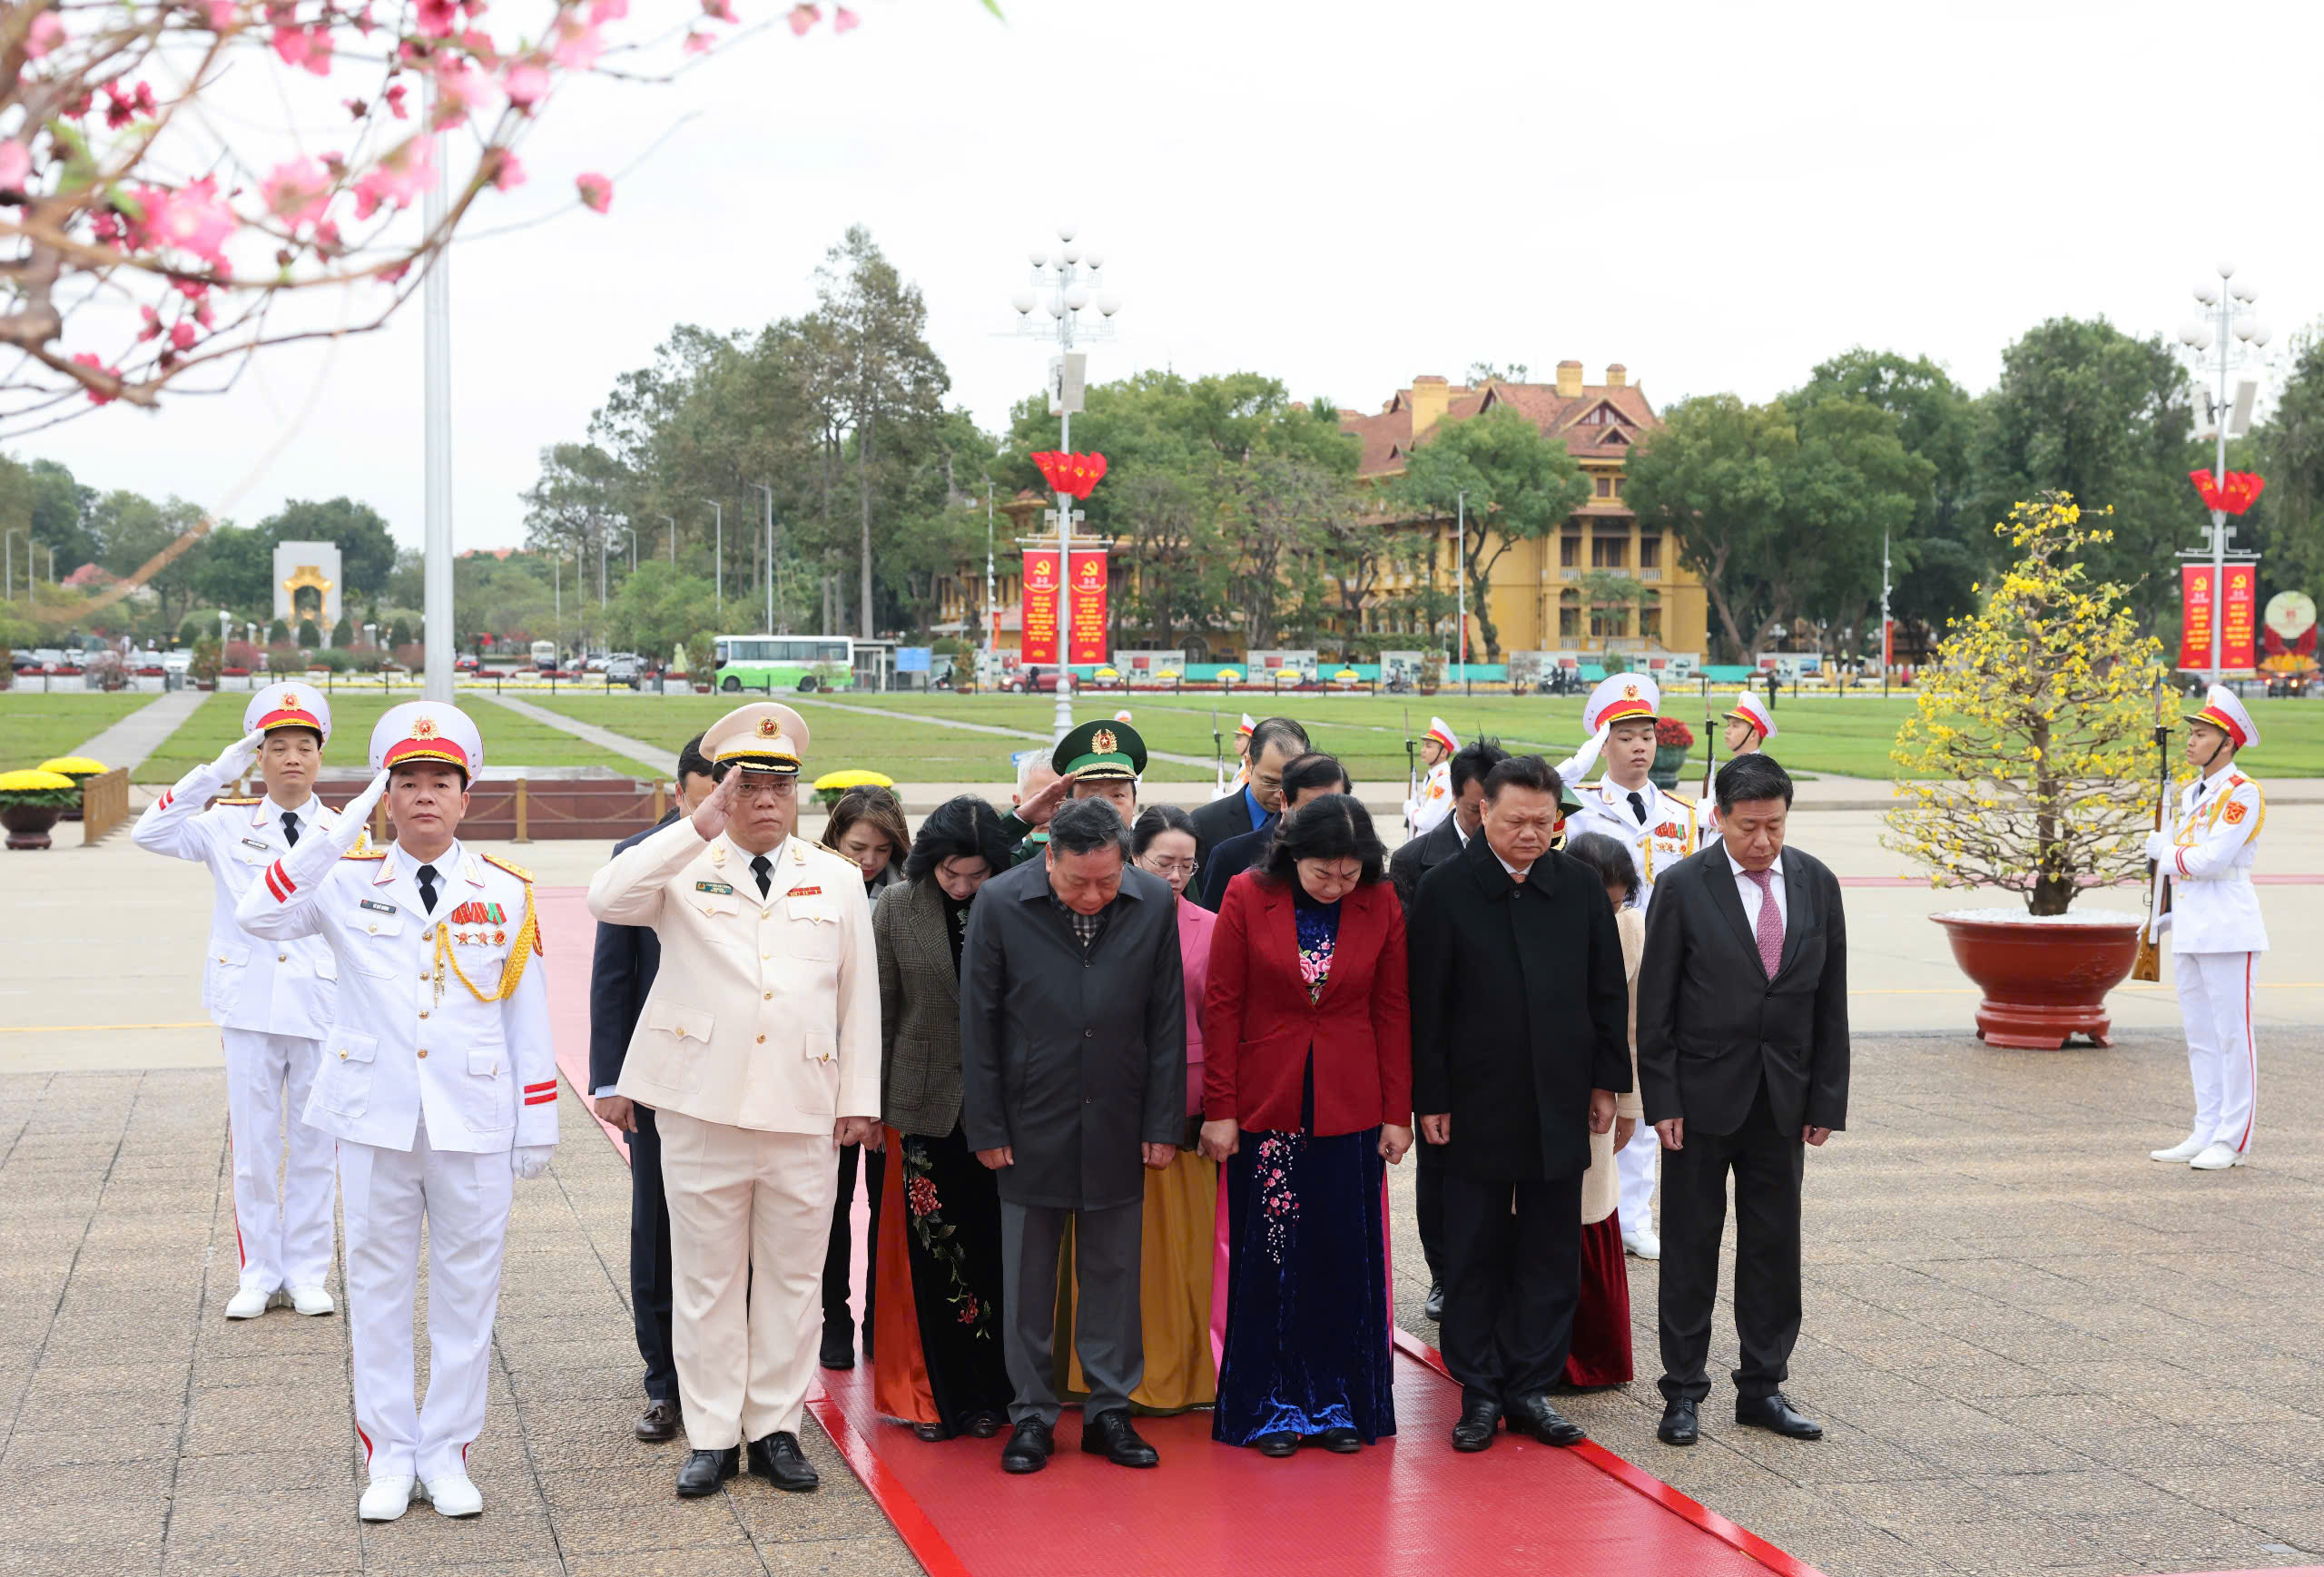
[455,653,479,673]
[604,653,644,686]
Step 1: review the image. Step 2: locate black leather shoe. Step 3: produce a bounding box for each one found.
[675,1447,737,1496]
[1450,1395,1502,1453]
[912,1422,946,1443]
[635,1398,681,1443]
[1509,1393,1587,1446]
[1000,1417,1053,1474]
[965,1412,1002,1439]
[1254,1431,1300,1457]
[1079,1409,1160,1467]
[746,1431,820,1492]
[1735,1392,1823,1440]
[1423,1281,1445,1322]
[1318,1427,1362,1454]
[1658,1397,1699,1446]
[819,1323,855,1371]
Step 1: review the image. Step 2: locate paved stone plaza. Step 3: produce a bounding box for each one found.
[5,803,2323,1576]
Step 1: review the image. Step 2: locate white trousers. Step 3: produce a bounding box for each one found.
[2176,951,2260,1154]
[339,1120,514,1482]
[220,1028,337,1293]
[1617,1118,1659,1237]
[658,1110,835,1451]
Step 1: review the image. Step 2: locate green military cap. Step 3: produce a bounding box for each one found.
[1052,718,1146,781]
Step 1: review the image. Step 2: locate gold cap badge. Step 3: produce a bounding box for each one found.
[1092,727,1117,754]
[412,715,438,739]
[757,715,780,737]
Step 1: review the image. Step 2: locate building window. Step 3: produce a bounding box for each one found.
[1610,476,1624,498]
[1640,604,1661,640]
[1559,598,1581,638]
[1560,535,1581,568]
[1590,535,1628,569]
[1640,533,1660,568]
[1589,605,1630,638]
[1593,475,1612,498]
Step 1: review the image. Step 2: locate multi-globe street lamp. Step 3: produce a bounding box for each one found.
[1010,223,1121,741]
[2175,262,2271,685]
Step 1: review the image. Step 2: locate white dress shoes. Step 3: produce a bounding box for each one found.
[286,1285,336,1316]
[2150,1134,2207,1162]
[2190,1141,2248,1170]
[1623,1227,1662,1261]
[423,1472,483,1518]
[224,1286,271,1320]
[359,1475,415,1522]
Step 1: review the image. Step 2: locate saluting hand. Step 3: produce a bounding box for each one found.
[1015,769,1078,829]
[336,767,391,849]
[212,727,268,779]
[691,764,741,843]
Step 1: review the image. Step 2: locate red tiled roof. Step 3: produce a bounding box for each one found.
[1346,378,1659,479]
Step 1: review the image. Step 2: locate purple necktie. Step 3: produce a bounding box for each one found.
[1745,867,1783,979]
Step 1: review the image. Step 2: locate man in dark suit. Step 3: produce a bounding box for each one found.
[1187,715,1308,869]
[959,798,1186,1476]
[1637,752,1848,1449]
[1197,751,1347,911]
[589,734,717,1444]
[1409,754,1630,1454]
[1388,737,1504,1323]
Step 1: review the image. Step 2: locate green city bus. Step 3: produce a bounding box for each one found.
[712,635,859,693]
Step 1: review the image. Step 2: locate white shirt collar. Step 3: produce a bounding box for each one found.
[1727,846,1783,883]
[2200,761,2239,791]
[1452,817,1473,847]
[1493,850,1531,881]
[263,793,319,823]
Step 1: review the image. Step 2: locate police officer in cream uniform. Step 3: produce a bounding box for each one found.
[587,703,880,1500]
[1564,673,1698,1259]
[2146,686,2269,1172]
[134,682,341,1319]
[237,702,556,1523]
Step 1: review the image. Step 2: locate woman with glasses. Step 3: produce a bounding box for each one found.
[1200,795,1412,1455]
[868,795,1017,1440]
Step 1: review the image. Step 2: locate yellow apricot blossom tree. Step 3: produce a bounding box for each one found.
[1885,492,2167,916]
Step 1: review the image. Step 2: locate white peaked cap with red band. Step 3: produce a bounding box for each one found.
[1425,716,1458,753]
[243,681,332,743]
[1583,672,1662,734]
[1237,713,1256,736]
[369,700,485,776]
[2185,684,2260,751]
[1725,689,1777,741]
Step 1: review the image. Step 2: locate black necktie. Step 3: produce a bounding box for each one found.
[417,863,439,914]
[751,854,773,899]
[1628,790,1648,824]
[2193,779,2209,801]
[281,811,300,848]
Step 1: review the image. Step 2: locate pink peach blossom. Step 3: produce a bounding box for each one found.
[202,0,238,32]
[429,60,487,127]
[700,0,735,21]
[351,135,436,220]
[487,150,525,192]
[551,18,601,68]
[834,7,859,33]
[136,176,235,265]
[385,81,409,119]
[576,172,611,213]
[787,5,820,36]
[415,0,458,37]
[138,305,162,341]
[502,59,549,110]
[261,157,332,229]
[71,353,120,403]
[681,29,711,54]
[0,143,29,192]
[270,22,333,75]
[169,320,197,350]
[25,14,63,58]
[588,0,627,21]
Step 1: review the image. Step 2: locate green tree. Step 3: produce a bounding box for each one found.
[2253,330,2324,596]
[191,523,274,619]
[1970,317,2192,626]
[26,458,95,572]
[607,562,717,661]
[296,618,320,648]
[89,489,210,631]
[259,498,398,601]
[330,613,354,646]
[386,616,409,647]
[1390,405,1590,660]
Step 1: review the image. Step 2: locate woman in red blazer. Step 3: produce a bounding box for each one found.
[1199,794,1413,1456]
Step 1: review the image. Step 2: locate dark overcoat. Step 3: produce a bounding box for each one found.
[958,858,1186,1211]
[1406,833,1630,1182]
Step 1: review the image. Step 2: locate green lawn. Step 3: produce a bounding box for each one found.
[133,693,645,782]
[0,693,159,770]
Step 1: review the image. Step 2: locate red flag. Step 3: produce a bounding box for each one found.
[1032,450,1108,501]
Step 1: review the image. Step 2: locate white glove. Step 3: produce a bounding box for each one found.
[2142,831,2170,862]
[212,727,267,779]
[512,1145,554,1180]
[1561,721,1610,784]
[333,767,391,851]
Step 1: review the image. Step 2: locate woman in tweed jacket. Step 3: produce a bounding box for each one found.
[866,795,1017,1440]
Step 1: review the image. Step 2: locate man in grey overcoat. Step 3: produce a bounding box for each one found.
[960,797,1186,1475]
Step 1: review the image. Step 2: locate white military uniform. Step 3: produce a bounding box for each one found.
[1214,714,1256,801]
[1404,717,1459,836]
[133,684,340,1303]
[587,702,880,1455]
[2150,687,2268,1166]
[237,702,556,1496]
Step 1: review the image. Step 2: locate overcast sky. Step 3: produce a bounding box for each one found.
[25,0,2324,552]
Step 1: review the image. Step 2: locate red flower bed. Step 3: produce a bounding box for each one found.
[1655,717,1695,749]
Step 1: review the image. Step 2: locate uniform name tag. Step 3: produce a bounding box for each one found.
[241,837,270,851]
[695,881,734,895]
[360,899,397,914]
[786,885,822,899]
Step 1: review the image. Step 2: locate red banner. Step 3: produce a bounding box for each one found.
[2181,565,2260,671]
[2224,562,2258,670]
[1021,548,1060,665]
[1068,549,1108,665]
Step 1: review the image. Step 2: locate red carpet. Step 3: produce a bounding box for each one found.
[539,888,1825,1577]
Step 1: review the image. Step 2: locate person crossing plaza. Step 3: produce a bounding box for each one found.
[236,701,557,1523]
[2147,685,2269,1172]
[133,681,344,1322]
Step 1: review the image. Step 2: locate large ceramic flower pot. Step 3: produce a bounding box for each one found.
[1931,909,2142,1050]
[1649,743,1690,791]
[1,804,62,850]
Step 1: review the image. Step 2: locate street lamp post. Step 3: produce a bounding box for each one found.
[419,74,454,705]
[1009,223,1122,742]
[751,483,776,633]
[703,501,723,612]
[2,527,25,599]
[659,514,675,564]
[983,480,997,682]
[2176,262,2271,685]
[1454,489,1468,696]
[1880,528,1892,698]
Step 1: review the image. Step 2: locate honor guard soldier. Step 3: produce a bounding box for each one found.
[1214,713,1257,801]
[587,703,881,1501]
[1722,691,1777,759]
[1404,717,1459,836]
[237,702,557,1523]
[1565,673,1697,1260]
[2146,685,2268,1171]
[135,682,342,1321]
[1058,716,1146,823]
